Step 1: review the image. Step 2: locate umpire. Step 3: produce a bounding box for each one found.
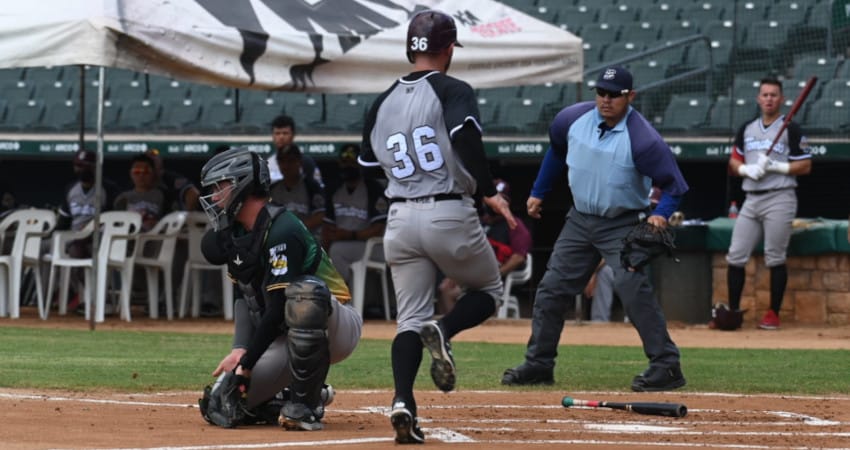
[503,66,689,392]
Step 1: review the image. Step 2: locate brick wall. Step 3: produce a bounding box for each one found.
[711,254,850,326]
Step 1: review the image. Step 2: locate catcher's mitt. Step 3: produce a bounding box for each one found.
[620,221,677,272]
[709,303,746,331]
[198,371,251,428]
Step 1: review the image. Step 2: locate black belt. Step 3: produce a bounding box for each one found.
[389,193,462,204]
[747,188,791,195]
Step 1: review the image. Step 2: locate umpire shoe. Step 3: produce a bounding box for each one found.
[631,364,687,392]
[279,401,323,431]
[390,398,425,444]
[501,363,555,386]
[420,320,456,392]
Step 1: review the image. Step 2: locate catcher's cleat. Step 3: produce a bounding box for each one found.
[420,320,456,392]
[279,401,323,431]
[501,364,554,386]
[631,364,687,392]
[390,399,424,444]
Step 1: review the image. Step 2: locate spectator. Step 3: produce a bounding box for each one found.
[322,144,388,288]
[270,144,326,240]
[114,154,167,232]
[719,77,812,330]
[266,114,323,187]
[437,179,531,315]
[0,181,17,219]
[502,65,689,392]
[145,148,201,211]
[52,148,119,310]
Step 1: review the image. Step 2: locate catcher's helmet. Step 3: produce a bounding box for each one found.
[199,147,270,231]
[406,9,463,63]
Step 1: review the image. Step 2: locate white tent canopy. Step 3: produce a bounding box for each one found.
[0,0,582,93]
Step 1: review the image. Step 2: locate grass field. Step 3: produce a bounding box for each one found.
[1,326,848,395]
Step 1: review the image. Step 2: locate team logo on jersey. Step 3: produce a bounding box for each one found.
[269,244,288,276]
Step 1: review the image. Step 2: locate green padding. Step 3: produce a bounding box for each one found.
[834,221,850,253]
[706,218,847,255]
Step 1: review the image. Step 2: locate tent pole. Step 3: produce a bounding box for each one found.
[90,66,106,331]
[78,65,85,149]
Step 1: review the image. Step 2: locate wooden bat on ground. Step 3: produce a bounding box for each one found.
[766,76,817,155]
[562,396,687,418]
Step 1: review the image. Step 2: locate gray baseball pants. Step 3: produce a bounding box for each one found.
[524,207,680,371]
[726,188,797,267]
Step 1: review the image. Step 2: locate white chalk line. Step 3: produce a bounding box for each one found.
[3,389,847,450]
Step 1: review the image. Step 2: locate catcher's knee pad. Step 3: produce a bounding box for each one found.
[285,276,332,411]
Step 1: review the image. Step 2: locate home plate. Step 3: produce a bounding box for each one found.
[585,424,686,433]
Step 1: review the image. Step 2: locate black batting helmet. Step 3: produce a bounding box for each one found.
[406,9,463,63]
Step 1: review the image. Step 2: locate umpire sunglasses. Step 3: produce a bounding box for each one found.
[595,87,630,99]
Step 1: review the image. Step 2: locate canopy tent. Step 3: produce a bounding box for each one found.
[0,0,582,326]
[0,0,582,93]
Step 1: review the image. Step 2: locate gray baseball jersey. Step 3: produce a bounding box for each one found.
[734,117,811,192]
[360,70,480,199]
[361,70,502,334]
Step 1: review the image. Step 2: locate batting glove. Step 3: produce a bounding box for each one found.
[765,159,790,174]
[756,153,770,170]
[737,163,766,180]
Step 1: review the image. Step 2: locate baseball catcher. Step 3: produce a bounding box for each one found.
[620,220,677,272]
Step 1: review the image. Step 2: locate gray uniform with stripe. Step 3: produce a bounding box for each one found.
[727,117,811,267]
[360,70,502,334]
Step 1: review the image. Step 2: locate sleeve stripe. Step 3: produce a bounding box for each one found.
[450,116,482,138]
[267,282,289,292]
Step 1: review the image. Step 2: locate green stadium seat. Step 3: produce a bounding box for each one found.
[731,78,762,97]
[198,97,240,133]
[23,67,64,85]
[599,4,641,24]
[684,38,734,68]
[476,97,499,126]
[147,75,189,102]
[0,83,34,103]
[579,23,622,48]
[36,98,80,132]
[552,5,600,31]
[317,94,367,132]
[157,98,202,132]
[802,98,850,134]
[488,97,546,135]
[706,96,760,133]
[602,42,646,64]
[791,55,840,81]
[681,2,726,22]
[521,83,564,106]
[83,98,121,131]
[112,99,161,131]
[643,3,681,23]
[518,5,558,24]
[235,97,284,133]
[0,68,24,86]
[658,19,699,42]
[283,94,323,133]
[478,86,521,102]
[618,22,661,44]
[725,2,768,23]
[701,20,737,43]
[235,88,272,108]
[766,1,811,27]
[186,83,232,103]
[657,95,711,132]
[0,99,45,131]
[818,79,850,102]
[108,82,147,102]
[835,61,850,79]
[582,42,606,68]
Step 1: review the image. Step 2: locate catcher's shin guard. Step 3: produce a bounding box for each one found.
[285,276,332,413]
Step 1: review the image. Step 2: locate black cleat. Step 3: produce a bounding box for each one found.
[631,364,687,392]
[501,364,555,386]
[279,401,323,431]
[390,399,424,444]
[420,320,456,392]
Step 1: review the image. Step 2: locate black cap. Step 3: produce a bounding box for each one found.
[406,10,463,63]
[595,65,633,93]
[73,149,96,167]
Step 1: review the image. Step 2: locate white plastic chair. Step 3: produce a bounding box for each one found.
[0,209,56,319]
[497,253,533,319]
[349,236,391,320]
[133,211,187,320]
[178,211,233,320]
[44,211,142,322]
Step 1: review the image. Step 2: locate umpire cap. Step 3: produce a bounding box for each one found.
[406,9,463,63]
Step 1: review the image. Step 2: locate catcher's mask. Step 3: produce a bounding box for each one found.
[199,147,270,231]
[710,303,745,331]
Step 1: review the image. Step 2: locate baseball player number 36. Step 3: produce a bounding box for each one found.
[387,126,445,179]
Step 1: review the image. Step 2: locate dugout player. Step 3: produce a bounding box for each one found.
[721,78,812,330]
[502,66,689,392]
[197,147,362,430]
[360,9,516,444]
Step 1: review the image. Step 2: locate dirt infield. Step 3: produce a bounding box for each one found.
[2,310,850,449]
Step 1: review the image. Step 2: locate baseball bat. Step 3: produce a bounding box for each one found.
[562,396,687,418]
[765,76,817,155]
